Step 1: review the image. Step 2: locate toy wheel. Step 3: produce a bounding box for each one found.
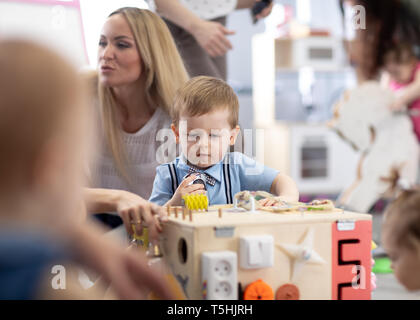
[244,279,274,300]
[276,284,300,300]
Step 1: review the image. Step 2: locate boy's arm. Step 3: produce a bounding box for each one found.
[149,166,175,206]
[270,173,299,202]
[239,153,299,201]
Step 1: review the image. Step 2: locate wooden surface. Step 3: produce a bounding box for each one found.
[164,209,371,228]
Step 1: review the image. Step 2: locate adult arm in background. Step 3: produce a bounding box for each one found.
[154,0,235,57]
[154,0,273,57]
[84,188,167,241]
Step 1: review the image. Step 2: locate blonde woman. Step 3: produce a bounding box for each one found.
[85,8,189,239]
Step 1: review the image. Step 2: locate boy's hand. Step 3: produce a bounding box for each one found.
[258,196,289,207]
[258,198,279,207]
[170,174,206,206]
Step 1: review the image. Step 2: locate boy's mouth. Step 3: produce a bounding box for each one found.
[196,152,210,157]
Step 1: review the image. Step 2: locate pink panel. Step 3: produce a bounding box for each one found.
[0,0,81,9]
[332,220,372,300]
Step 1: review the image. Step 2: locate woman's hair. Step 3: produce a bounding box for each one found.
[0,40,83,195]
[172,76,239,128]
[383,189,420,250]
[98,8,189,182]
[340,0,420,79]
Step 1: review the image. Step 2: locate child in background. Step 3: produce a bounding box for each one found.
[384,43,420,141]
[382,189,420,291]
[0,40,171,299]
[149,76,299,207]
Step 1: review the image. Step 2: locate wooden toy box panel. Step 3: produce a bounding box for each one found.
[161,210,372,300]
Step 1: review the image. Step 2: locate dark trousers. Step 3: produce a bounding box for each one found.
[164,17,227,80]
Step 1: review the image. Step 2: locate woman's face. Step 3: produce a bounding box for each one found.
[98,14,142,87]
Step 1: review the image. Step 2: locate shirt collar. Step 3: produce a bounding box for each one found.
[178,154,223,182]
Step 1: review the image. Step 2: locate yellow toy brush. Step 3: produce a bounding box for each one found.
[183,194,209,211]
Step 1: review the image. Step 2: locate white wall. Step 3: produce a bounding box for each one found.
[226,0,344,89]
[79,0,148,67]
[0,0,87,66]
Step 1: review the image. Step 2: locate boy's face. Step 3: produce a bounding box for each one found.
[172,108,240,169]
[382,232,420,291]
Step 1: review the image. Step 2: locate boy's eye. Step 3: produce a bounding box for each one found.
[209,134,220,138]
[99,40,107,47]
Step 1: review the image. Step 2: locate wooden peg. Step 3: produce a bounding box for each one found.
[189,209,193,222]
[167,206,171,216]
[174,207,179,218]
[182,208,186,220]
[218,208,223,218]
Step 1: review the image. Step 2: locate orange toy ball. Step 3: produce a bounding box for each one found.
[276,284,300,300]
[244,279,274,300]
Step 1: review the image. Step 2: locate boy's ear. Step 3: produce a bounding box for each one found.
[171,123,180,144]
[230,125,240,146]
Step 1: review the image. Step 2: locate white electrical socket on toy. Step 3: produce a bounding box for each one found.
[239,235,274,269]
[214,281,233,298]
[201,251,237,300]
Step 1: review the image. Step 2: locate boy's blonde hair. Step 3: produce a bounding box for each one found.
[172,76,239,128]
[383,189,420,250]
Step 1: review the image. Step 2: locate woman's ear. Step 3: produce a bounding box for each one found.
[171,123,180,144]
[230,125,241,146]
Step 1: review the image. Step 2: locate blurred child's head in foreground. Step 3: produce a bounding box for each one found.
[171,76,240,169]
[384,43,418,84]
[382,189,420,290]
[0,40,91,227]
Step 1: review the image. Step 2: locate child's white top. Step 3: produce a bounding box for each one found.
[90,107,176,200]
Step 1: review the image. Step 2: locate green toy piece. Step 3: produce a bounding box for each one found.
[372,257,393,274]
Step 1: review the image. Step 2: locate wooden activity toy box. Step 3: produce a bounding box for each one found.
[161,207,372,300]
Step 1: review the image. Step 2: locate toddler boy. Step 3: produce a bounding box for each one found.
[149,76,299,206]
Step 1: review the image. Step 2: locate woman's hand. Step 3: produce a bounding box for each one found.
[167,175,206,207]
[191,20,235,57]
[115,190,167,241]
[84,188,167,241]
